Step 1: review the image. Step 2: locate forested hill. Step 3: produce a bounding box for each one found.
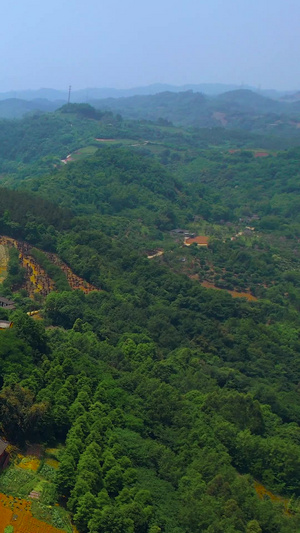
[18,147,183,225]
[0,84,292,119]
[0,102,298,184]
[91,89,300,135]
[0,108,117,163]
[1,106,300,532]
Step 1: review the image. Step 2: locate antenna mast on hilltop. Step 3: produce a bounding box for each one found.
[68,85,72,104]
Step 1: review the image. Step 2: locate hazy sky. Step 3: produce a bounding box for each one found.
[1,0,299,91]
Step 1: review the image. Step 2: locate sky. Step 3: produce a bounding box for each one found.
[1,0,299,92]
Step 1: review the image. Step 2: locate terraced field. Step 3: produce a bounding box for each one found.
[0,235,98,297]
[0,244,9,283]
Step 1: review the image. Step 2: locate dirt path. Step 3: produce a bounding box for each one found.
[147,250,164,259]
[95,138,116,142]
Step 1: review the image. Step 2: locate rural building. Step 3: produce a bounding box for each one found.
[184,236,209,247]
[0,297,15,310]
[0,321,13,330]
[0,439,9,469]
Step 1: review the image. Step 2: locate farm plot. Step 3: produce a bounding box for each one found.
[0,449,73,533]
[0,493,67,533]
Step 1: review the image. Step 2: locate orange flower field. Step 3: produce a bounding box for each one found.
[0,494,66,533]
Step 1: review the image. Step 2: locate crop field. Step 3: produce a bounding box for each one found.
[0,493,67,533]
[0,449,73,533]
[17,456,40,472]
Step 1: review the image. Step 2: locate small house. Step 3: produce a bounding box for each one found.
[0,321,13,330]
[0,297,15,310]
[184,236,209,247]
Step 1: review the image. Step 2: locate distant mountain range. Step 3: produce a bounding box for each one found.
[0,83,299,103]
[88,89,300,133]
[1,86,300,132]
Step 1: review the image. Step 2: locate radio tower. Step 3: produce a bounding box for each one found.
[68,85,72,104]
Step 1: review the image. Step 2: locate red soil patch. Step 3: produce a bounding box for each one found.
[201,281,257,301]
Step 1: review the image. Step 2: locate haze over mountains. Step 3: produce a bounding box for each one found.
[0,83,297,102]
[90,89,300,130]
[2,84,300,139]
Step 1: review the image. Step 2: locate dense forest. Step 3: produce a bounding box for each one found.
[0,101,300,532]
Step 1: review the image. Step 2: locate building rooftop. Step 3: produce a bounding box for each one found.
[0,297,14,305]
[0,439,8,455]
[0,321,13,329]
[0,297,15,309]
[185,236,209,246]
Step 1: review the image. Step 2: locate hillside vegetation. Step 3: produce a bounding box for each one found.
[92,89,300,139]
[0,104,300,532]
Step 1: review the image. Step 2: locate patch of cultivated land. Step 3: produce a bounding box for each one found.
[0,448,73,533]
[0,244,9,283]
[0,493,66,533]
